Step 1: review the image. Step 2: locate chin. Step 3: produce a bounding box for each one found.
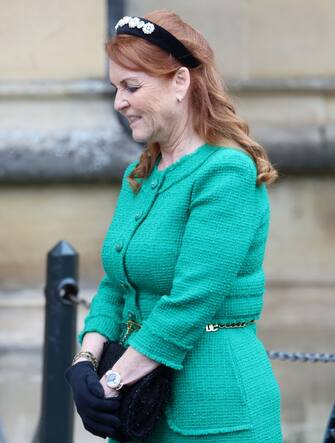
[132,134,147,143]
[131,130,151,144]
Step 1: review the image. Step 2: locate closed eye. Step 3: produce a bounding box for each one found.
[126,85,140,93]
[109,81,140,94]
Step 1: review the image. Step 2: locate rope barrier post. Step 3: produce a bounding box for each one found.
[39,240,79,443]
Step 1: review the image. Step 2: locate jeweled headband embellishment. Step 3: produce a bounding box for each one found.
[114,15,201,68]
[115,16,155,35]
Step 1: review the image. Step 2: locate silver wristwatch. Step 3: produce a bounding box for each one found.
[105,370,124,390]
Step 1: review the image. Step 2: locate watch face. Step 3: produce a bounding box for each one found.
[106,371,121,388]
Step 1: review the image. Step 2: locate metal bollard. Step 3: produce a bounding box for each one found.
[323,402,335,442]
[39,240,79,443]
[0,418,9,443]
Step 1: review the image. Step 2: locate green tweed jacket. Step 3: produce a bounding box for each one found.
[79,144,282,440]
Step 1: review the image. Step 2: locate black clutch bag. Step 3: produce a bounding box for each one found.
[97,340,173,442]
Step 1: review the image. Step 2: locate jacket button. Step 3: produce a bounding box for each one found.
[115,241,123,252]
[120,281,128,289]
[135,211,143,221]
[151,180,158,189]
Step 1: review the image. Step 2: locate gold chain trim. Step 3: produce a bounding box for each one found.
[205,320,255,332]
[119,319,142,345]
[118,319,255,344]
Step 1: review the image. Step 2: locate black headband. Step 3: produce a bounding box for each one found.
[115,16,201,69]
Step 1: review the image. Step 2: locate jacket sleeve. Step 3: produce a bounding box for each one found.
[78,274,124,344]
[78,160,138,344]
[128,153,261,369]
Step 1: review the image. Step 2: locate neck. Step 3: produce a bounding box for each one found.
[157,122,206,169]
[158,135,205,169]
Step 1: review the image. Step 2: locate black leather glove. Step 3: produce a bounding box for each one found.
[65,361,121,439]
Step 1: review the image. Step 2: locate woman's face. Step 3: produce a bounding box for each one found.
[109,60,186,144]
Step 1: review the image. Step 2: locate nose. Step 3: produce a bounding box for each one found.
[114,89,129,112]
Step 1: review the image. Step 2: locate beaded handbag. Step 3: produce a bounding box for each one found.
[97,340,172,442]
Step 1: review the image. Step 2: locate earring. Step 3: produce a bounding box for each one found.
[177,97,182,103]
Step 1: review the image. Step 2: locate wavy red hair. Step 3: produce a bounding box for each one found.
[106,10,278,192]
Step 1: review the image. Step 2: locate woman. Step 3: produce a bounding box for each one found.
[66,9,282,443]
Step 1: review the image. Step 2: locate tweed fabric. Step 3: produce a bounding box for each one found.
[79,144,282,442]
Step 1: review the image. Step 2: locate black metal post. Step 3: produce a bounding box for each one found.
[39,241,79,443]
[323,402,335,442]
[0,419,8,443]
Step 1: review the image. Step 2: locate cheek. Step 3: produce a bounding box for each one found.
[139,102,164,128]
[143,101,160,117]
[145,95,176,124]
[140,84,174,114]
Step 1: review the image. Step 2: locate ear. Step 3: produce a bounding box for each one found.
[173,67,191,102]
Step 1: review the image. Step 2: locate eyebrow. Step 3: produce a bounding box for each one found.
[109,77,140,87]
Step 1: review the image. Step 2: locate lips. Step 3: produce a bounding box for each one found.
[127,116,142,127]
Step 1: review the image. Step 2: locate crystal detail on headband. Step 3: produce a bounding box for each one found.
[129,17,140,28]
[115,16,155,34]
[142,22,155,34]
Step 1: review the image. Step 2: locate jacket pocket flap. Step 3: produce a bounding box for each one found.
[165,330,252,435]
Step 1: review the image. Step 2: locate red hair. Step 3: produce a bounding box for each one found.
[106,10,278,192]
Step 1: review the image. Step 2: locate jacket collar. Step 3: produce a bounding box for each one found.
[143,144,219,193]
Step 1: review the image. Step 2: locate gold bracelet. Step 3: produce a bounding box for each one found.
[72,351,98,371]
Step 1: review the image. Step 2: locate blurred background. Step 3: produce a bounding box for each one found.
[0,1,334,442]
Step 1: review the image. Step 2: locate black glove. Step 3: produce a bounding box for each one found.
[65,361,121,439]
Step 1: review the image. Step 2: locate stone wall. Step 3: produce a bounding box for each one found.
[0,0,334,288]
[1,0,106,80]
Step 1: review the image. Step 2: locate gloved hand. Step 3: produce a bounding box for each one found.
[65,361,121,439]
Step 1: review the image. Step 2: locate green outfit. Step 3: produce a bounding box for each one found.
[79,144,282,442]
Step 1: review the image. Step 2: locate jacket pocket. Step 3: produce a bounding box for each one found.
[165,329,252,436]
